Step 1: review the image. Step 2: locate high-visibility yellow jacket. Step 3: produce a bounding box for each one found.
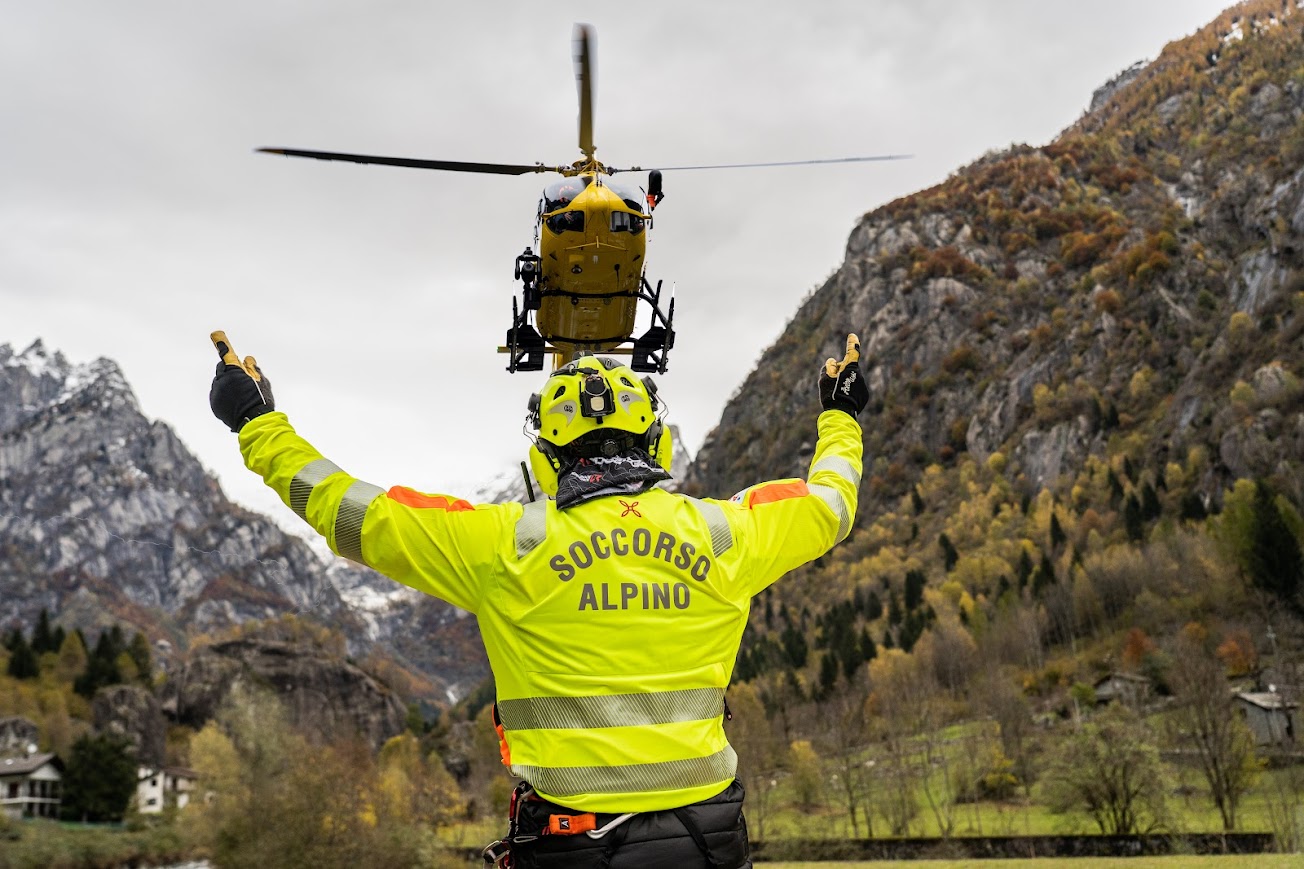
[239,409,861,813]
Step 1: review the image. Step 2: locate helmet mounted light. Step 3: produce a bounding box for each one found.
[580,373,613,419]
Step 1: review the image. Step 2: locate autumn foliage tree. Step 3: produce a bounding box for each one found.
[1044,705,1170,835]
[1167,623,1261,831]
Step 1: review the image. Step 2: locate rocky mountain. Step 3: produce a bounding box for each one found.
[160,636,407,747]
[7,1,1304,737]
[684,0,1304,662]
[687,0,1304,506]
[0,340,489,709]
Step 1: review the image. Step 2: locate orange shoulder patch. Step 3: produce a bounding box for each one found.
[386,486,474,512]
[746,480,810,507]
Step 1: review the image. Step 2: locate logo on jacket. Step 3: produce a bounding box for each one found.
[619,499,642,517]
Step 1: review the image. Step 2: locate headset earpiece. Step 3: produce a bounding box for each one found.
[527,393,542,430]
[641,375,659,412]
[528,443,562,496]
[648,421,672,473]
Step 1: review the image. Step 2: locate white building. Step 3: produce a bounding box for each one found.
[0,752,63,820]
[135,765,198,813]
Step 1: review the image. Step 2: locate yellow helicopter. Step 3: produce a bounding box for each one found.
[260,25,905,373]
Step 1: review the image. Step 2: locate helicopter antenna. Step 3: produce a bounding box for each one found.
[574,23,596,161]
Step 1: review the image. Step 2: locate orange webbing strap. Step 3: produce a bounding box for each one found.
[548,813,598,835]
[492,703,511,768]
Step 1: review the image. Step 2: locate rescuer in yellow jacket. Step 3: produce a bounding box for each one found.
[208,334,868,869]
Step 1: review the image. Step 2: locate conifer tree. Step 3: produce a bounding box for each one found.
[56,629,89,683]
[1124,494,1144,542]
[905,570,926,611]
[818,652,838,699]
[938,533,959,571]
[75,629,124,697]
[1017,549,1034,589]
[860,627,877,662]
[780,624,808,669]
[1050,514,1067,550]
[1032,553,1056,595]
[1141,483,1162,521]
[32,609,56,654]
[128,632,153,684]
[1245,481,1304,611]
[864,589,883,621]
[6,632,38,680]
[60,733,138,822]
[888,591,903,626]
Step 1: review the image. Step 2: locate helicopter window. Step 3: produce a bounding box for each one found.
[609,212,645,234]
[608,182,644,211]
[546,210,585,233]
[543,177,592,212]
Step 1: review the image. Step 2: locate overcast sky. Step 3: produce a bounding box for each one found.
[2,0,1236,532]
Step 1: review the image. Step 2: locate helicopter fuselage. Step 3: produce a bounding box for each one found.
[533,173,651,360]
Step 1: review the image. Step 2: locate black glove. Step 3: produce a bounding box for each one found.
[209,337,275,432]
[819,333,869,417]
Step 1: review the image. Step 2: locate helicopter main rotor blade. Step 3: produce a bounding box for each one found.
[608,154,912,173]
[573,23,595,159]
[258,148,554,176]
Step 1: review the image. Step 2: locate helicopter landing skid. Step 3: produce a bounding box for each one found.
[630,276,675,374]
[503,296,547,372]
[499,275,675,374]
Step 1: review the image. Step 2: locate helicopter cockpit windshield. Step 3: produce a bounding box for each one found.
[541,177,590,234]
[542,177,591,213]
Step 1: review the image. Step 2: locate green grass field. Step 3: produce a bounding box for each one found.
[765,858,1301,868]
[743,751,1300,840]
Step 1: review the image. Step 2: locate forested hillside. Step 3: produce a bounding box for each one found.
[678,0,1304,840]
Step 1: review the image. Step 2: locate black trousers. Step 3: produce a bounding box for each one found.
[505,780,751,869]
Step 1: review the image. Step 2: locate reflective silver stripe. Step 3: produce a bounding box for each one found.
[498,687,725,731]
[334,480,384,564]
[809,483,852,542]
[686,497,733,557]
[811,455,861,488]
[290,458,344,520]
[513,745,737,798]
[515,499,548,558]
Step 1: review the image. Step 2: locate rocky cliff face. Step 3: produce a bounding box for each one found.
[0,340,344,628]
[686,0,1304,515]
[92,685,166,767]
[0,340,489,710]
[160,637,407,747]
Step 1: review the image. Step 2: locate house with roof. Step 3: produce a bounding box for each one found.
[1234,690,1297,746]
[1092,672,1152,707]
[135,765,198,813]
[0,752,63,820]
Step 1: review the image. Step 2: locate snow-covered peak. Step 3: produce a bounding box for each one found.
[0,340,139,435]
[3,339,71,382]
[56,356,136,406]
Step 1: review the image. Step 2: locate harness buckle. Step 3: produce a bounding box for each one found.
[481,839,512,866]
